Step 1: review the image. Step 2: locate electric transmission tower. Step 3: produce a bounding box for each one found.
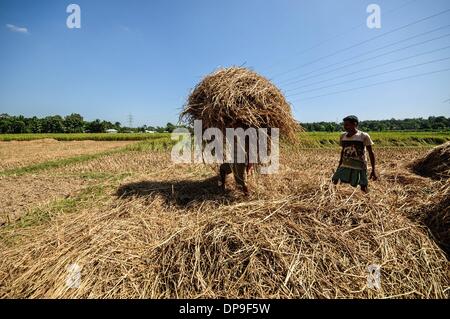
[127,113,133,128]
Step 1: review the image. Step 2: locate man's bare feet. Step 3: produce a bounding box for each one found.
[246,164,254,176]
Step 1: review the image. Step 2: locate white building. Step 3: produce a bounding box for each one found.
[106,129,118,134]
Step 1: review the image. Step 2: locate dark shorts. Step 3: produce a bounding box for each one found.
[332,167,368,187]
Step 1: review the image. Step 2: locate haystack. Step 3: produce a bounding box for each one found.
[180,67,300,142]
[411,142,450,179]
[423,193,450,256]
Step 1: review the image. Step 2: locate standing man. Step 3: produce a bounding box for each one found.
[219,133,253,196]
[332,115,377,192]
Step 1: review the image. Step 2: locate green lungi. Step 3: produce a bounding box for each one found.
[332,167,368,187]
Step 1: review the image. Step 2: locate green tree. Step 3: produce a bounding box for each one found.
[41,116,65,133]
[26,116,42,133]
[165,122,176,133]
[64,113,84,133]
[10,116,26,133]
[86,119,106,133]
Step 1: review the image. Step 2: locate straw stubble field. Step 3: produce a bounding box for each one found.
[0,139,448,298]
[0,139,134,171]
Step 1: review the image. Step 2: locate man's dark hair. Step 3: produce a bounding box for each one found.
[343,115,359,125]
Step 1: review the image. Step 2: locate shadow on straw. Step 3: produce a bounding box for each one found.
[421,196,450,259]
[116,176,235,207]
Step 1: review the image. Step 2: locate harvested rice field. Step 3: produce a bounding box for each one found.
[0,139,448,298]
[0,139,134,171]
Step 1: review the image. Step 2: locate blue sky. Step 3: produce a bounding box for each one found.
[0,0,449,126]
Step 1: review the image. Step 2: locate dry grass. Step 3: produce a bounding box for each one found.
[0,139,134,171]
[181,67,300,142]
[0,174,89,225]
[0,147,172,225]
[411,141,450,179]
[0,146,448,299]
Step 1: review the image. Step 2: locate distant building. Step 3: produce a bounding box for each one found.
[145,130,156,134]
[106,129,118,134]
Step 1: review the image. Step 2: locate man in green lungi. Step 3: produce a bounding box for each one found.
[332,115,377,192]
[219,134,253,196]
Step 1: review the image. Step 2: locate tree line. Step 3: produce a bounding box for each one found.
[0,113,181,134]
[301,116,450,132]
[0,113,449,134]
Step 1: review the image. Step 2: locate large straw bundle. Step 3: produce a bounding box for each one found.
[180,67,300,142]
[411,141,450,179]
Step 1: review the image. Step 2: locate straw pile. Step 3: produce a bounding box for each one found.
[411,142,450,179]
[180,67,300,142]
[423,190,450,256]
[0,148,448,298]
[0,190,448,298]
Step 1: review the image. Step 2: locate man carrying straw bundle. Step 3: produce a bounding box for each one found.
[332,115,377,192]
[181,67,299,195]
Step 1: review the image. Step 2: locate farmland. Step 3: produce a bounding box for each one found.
[1,130,449,146]
[0,132,170,142]
[299,131,450,147]
[0,133,449,298]
[0,139,134,171]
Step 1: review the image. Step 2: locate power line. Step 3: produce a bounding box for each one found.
[263,0,420,73]
[279,24,450,86]
[287,56,450,97]
[284,45,450,92]
[290,67,450,102]
[271,7,450,79]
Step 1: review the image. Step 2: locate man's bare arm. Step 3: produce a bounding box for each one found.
[338,148,343,168]
[367,145,377,180]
